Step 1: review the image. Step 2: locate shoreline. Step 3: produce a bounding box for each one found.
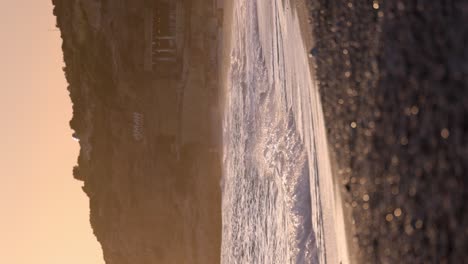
[292,0,353,263]
[219,0,234,132]
[217,0,234,261]
[219,0,352,262]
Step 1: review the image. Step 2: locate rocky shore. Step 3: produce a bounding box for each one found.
[307,1,468,263]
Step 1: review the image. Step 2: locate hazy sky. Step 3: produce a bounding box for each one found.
[0,1,104,263]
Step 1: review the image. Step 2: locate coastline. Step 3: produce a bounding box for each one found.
[220,0,353,262]
[292,0,353,263]
[219,0,234,131]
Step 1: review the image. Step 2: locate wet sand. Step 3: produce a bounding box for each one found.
[290,1,352,263]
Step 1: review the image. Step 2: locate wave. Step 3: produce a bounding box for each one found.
[221,0,318,262]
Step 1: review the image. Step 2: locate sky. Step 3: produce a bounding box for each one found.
[0,1,104,263]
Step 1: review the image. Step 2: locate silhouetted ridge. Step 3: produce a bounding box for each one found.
[52,0,223,263]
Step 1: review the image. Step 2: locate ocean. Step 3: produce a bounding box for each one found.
[221,0,346,263]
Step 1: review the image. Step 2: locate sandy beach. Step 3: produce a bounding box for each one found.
[293,1,352,263]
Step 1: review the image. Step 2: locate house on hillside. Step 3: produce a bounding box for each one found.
[144,0,185,78]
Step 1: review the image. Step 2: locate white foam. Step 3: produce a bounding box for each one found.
[222,0,349,263]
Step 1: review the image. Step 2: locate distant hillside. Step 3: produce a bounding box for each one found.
[52,0,224,263]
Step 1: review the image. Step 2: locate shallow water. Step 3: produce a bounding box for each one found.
[221,0,341,263]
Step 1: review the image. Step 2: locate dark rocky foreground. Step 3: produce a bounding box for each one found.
[308,1,468,263]
[52,0,223,263]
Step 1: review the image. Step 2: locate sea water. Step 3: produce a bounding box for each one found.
[221,0,336,263]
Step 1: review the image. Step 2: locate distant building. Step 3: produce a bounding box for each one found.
[144,0,185,78]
